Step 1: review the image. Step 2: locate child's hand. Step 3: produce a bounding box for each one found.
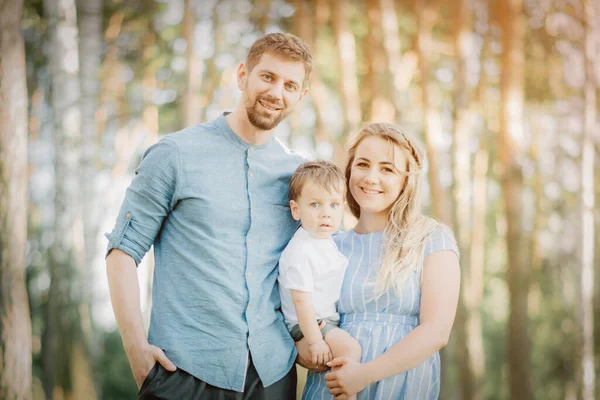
[309,339,332,366]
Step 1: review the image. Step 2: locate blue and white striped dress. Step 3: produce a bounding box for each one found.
[303,226,459,400]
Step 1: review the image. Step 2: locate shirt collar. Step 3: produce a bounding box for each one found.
[296,226,335,242]
[216,112,274,151]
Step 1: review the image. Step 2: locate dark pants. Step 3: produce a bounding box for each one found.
[138,358,297,400]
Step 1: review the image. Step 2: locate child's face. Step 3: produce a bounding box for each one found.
[290,180,345,239]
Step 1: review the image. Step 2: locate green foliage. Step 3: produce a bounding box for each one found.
[100,330,137,400]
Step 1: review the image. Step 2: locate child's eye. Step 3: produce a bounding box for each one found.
[331,202,340,209]
[310,202,319,208]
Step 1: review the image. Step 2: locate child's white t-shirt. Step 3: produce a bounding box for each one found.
[277,226,349,325]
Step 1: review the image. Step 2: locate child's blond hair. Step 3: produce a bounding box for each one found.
[289,161,345,201]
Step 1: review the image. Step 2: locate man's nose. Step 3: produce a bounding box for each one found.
[267,81,284,101]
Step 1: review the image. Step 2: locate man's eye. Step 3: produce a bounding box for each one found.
[263,74,272,81]
[286,84,296,91]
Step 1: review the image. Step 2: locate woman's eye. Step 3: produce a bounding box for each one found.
[382,167,393,173]
[356,162,368,168]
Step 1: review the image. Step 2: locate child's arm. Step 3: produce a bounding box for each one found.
[292,290,332,366]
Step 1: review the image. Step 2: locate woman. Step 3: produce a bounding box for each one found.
[299,123,460,399]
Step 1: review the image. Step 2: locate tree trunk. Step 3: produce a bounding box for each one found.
[0,1,32,398]
[449,0,480,398]
[498,0,532,398]
[76,0,103,395]
[251,0,270,32]
[468,125,488,392]
[97,12,123,138]
[378,0,407,114]
[182,0,203,127]
[331,0,362,138]
[580,1,597,398]
[42,0,93,397]
[466,26,491,395]
[364,0,395,122]
[416,0,450,224]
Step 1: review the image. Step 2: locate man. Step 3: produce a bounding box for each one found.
[106,33,316,399]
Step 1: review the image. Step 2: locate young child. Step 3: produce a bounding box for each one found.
[277,161,362,383]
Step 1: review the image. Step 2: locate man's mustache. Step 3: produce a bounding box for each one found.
[256,95,284,109]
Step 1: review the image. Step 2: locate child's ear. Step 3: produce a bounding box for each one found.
[289,200,301,221]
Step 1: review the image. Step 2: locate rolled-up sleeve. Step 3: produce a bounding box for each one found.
[105,138,182,265]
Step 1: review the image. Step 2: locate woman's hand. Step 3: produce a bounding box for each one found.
[324,357,370,399]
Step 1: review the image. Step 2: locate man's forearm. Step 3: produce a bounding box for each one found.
[106,249,147,351]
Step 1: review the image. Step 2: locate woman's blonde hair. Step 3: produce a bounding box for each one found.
[345,123,441,296]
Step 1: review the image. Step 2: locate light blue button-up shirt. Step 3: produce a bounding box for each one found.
[105,113,304,391]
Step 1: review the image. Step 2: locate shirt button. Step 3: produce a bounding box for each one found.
[248,338,252,343]
[249,172,254,178]
[249,147,255,153]
[248,239,252,244]
[246,272,252,277]
[247,306,252,311]
[126,212,131,219]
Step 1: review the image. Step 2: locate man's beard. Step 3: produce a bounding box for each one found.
[245,95,288,131]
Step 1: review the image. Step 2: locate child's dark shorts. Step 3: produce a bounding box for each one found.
[288,316,340,342]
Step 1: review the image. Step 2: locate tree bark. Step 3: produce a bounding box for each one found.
[466,25,491,396]
[331,0,362,138]
[42,0,94,397]
[97,12,123,139]
[580,1,597,399]
[416,0,450,224]
[252,0,270,32]
[364,0,395,122]
[498,0,532,398]
[449,0,477,398]
[76,0,103,395]
[182,0,203,127]
[378,0,406,114]
[0,0,32,398]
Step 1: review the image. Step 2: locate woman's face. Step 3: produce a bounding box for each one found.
[349,136,407,218]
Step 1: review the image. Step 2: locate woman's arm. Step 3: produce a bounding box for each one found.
[325,250,460,395]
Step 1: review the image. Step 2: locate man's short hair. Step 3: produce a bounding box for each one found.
[289,160,345,201]
[246,33,313,88]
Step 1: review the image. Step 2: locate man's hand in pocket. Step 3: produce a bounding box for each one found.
[127,342,177,389]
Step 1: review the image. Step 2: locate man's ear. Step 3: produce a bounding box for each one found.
[237,63,247,90]
[290,200,301,221]
[299,87,309,101]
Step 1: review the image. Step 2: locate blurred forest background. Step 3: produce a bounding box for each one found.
[1,0,599,399]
